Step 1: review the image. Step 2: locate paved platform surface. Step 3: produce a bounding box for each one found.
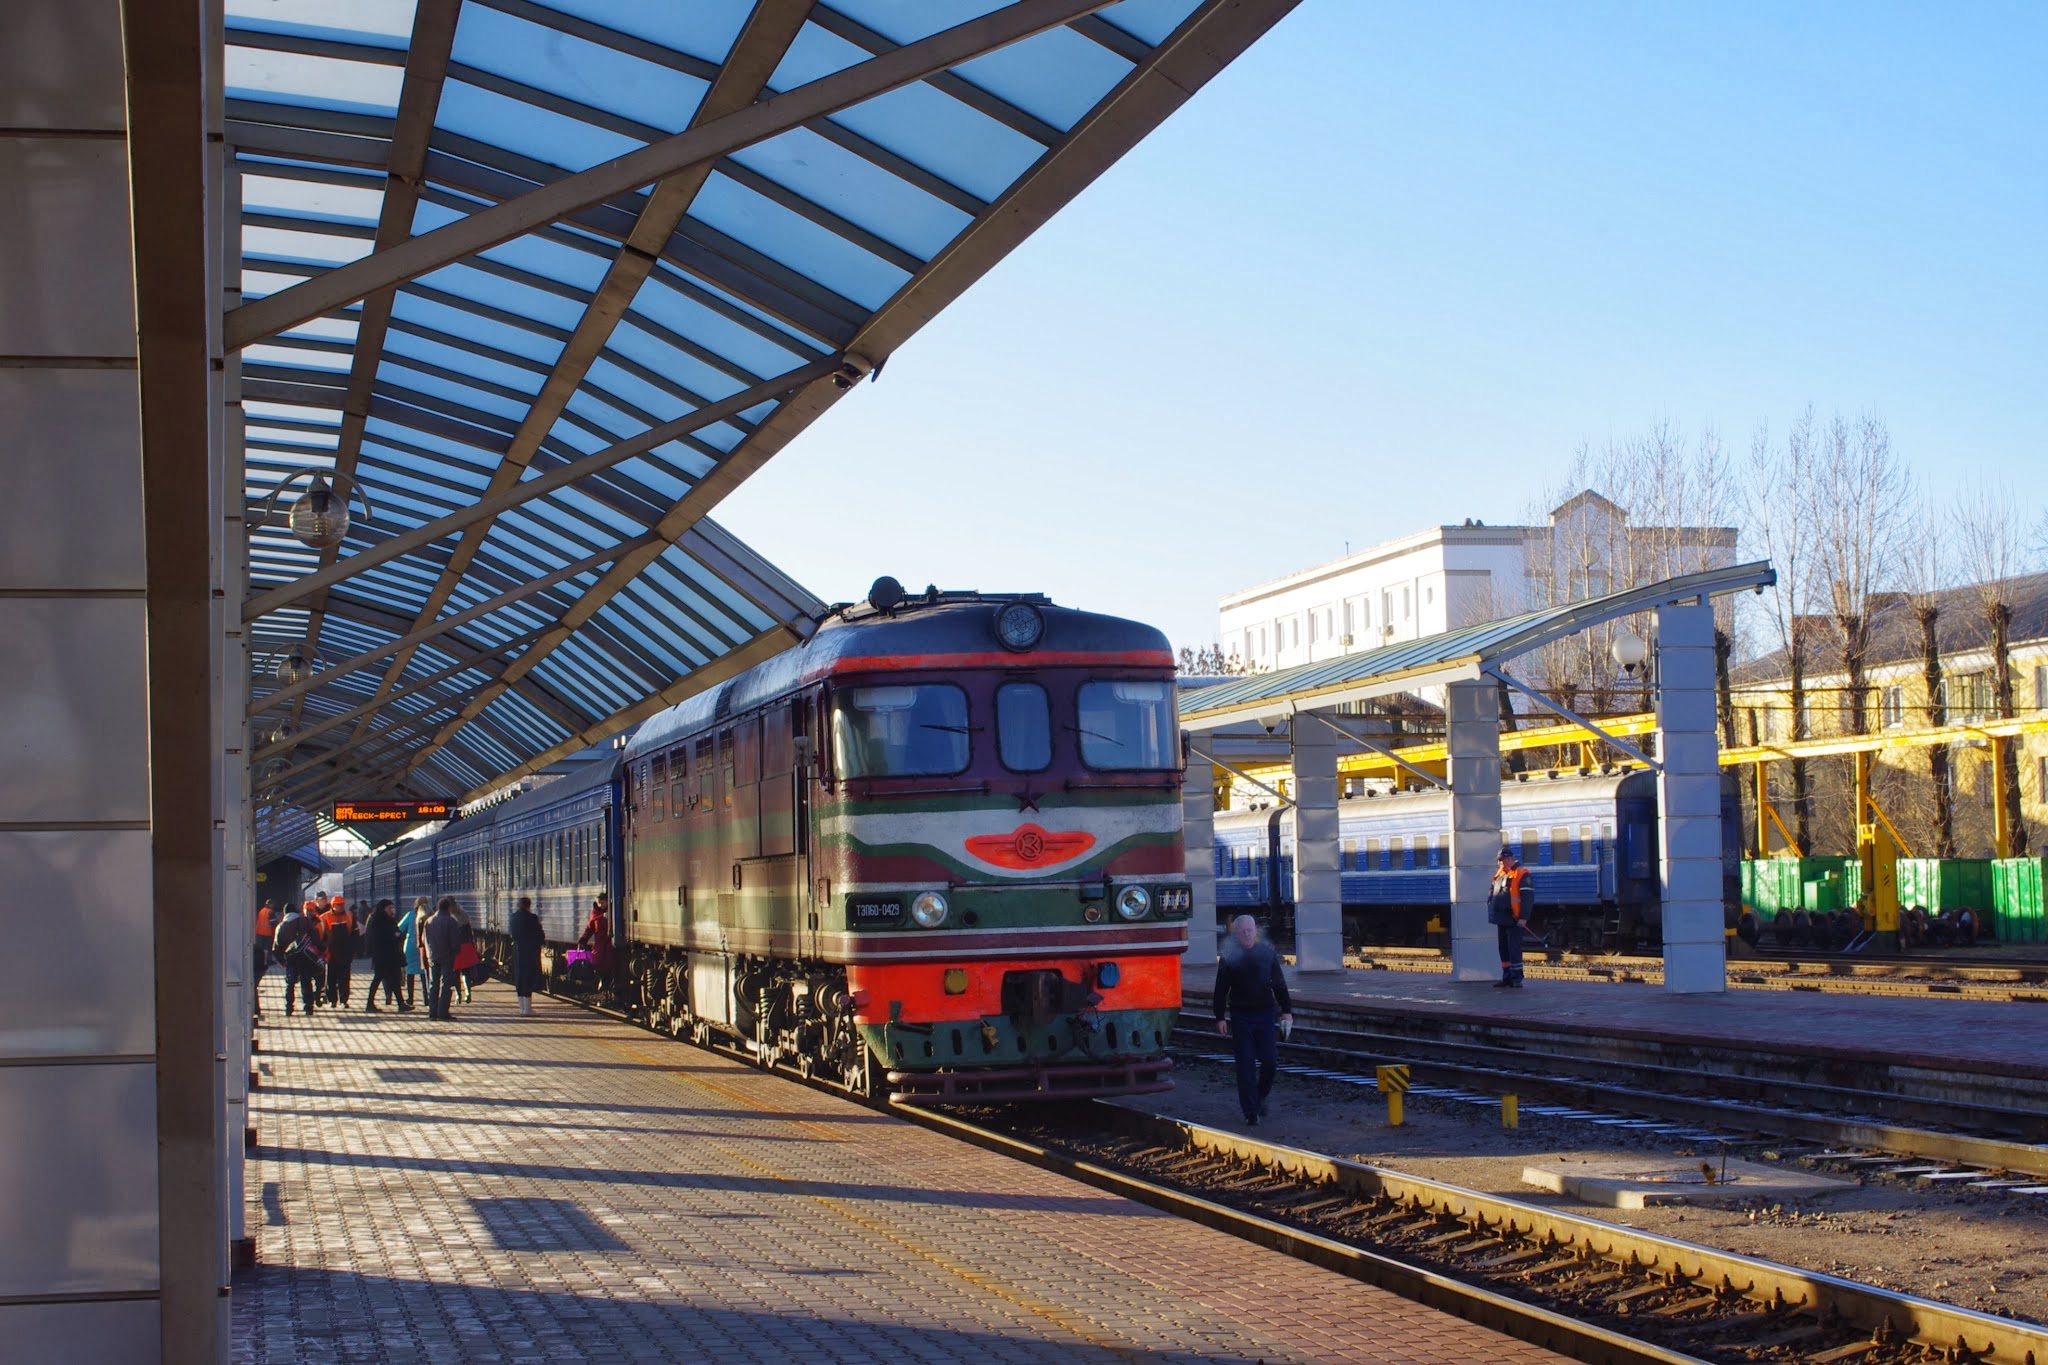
[238,976,1570,1364]
[1190,961,2048,1079]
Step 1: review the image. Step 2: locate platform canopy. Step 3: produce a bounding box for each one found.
[1178,561,1779,732]
[230,0,1299,843]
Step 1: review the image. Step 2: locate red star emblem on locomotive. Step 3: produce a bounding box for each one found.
[964,822,1096,870]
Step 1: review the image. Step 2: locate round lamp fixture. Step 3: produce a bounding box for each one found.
[267,719,297,747]
[1114,885,1151,921]
[866,576,904,612]
[1610,629,1650,676]
[249,469,374,551]
[993,601,1044,652]
[274,650,319,687]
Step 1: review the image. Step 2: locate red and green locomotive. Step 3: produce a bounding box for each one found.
[620,583,1189,1102]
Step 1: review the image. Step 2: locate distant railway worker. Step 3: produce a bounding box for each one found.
[1212,915,1292,1128]
[272,901,322,1017]
[364,899,407,1013]
[510,896,545,1016]
[400,897,428,1009]
[577,893,616,983]
[321,895,356,1008]
[1489,847,1531,988]
[422,896,464,1022]
[252,900,276,1018]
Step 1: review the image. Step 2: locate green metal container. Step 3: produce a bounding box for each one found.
[1801,877,1843,913]
[1894,858,1995,912]
[1992,858,2048,944]
[1743,857,1863,914]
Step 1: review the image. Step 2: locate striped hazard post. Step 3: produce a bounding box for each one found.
[1376,1064,1411,1127]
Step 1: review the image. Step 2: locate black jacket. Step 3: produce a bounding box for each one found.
[1213,940,1291,1018]
[367,910,403,970]
[509,908,545,995]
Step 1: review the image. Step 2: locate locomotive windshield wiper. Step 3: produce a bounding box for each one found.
[920,723,973,734]
[1063,723,1117,745]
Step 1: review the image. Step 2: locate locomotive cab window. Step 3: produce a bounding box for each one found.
[833,684,970,778]
[996,682,1051,771]
[1074,680,1177,770]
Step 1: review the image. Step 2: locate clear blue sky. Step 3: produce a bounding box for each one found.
[719,1,2048,653]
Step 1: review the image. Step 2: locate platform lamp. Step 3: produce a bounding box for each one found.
[273,648,321,688]
[1610,628,1651,678]
[247,469,373,551]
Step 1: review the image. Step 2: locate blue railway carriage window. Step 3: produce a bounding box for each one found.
[1341,837,1356,871]
[1075,680,1178,770]
[834,684,970,777]
[1550,826,1570,865]
[1580,824,1595,863]
[996,682,1051,772]
[1363,837,1381,871]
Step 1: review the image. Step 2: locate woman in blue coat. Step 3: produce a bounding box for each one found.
[398,896,427,1010]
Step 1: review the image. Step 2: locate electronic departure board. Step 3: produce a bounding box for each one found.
[331,799,451,824]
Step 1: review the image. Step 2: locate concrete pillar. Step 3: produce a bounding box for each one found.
[1179,741,1218,962]
[1655,602,1727,993]
[1445,681,1503,981]
[1289,713,1343,971]
[0,0,221,1356]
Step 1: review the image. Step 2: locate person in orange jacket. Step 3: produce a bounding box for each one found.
[252,900,276,1018]
[1488,848,1532,988]
[321,895,356,1007]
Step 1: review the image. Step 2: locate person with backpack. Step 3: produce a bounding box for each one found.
[272,901,323,1017]
[1488,847,1532,988]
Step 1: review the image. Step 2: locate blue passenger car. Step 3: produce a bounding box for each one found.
[1213,769,1741,952]
[488,757,624,947]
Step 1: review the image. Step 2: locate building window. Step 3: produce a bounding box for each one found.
[1880,685,1903,730]
[2035,664,2046,710]
[1403,586,1412,618]
[1952,670,1993,723]
[1343,602,1354,637]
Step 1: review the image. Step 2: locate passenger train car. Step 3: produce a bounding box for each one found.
[343,587,1192,1104]
[1213,769,1743,951]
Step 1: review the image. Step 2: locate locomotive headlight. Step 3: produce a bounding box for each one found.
[910,891,950,928]
[1114,886,1151,921]
[993,601,1044,652]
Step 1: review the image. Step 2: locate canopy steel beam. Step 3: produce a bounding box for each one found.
[1298,708,1450,791]
[249,532,661,713]
[342,2,818,761]
[394,0,1301,785]
[286,0,461,732]
[224,0,1117,349]
[242,358,833,619]
[1487,668,1664,773]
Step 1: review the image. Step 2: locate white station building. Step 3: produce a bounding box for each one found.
[1217,491,1738,674]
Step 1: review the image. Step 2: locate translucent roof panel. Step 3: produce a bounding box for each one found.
[226,0,1293,817]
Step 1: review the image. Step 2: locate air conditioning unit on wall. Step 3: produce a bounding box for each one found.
[1340,634,1354,647]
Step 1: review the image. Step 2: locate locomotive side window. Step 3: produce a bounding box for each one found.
[1074,680,1177,770]
[695,736,717,810]
[668,745,687,813]
[996,682,1051,771]
[833,685,970,777]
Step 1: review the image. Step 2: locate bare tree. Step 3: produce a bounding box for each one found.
[1898,493,1956,855]
[1805,414,1910,738]
[1745,410,1819,851]
[1955,480,2034,856]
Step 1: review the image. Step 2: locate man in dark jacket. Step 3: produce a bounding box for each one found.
[272,902,321,1017]
[1213,915,1292,1127]
[509,896,545,1016]
[363,899,408,1013]
[422,897,465,1022]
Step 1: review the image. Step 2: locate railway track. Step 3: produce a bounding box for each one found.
[1168,1015,2048,1182]
[1344,948,2048,1001]
[547,977,2048,1363]
[939,1103,2048,1365]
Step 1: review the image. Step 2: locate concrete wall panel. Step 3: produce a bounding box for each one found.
[0,598,151,824]
[0,0,126,130]
[0,1062,159,1296]
[0,368,145,590]
[0,1299,160,1364]
[0,830,155,1058]
[0,137,136,356]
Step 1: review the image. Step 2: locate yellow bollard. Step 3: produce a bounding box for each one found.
[1502,1093,1519,1129]
[1376,1064,1411,1127]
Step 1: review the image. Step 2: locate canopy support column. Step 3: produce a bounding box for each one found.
[1180,739,1218,962]
[1655,601,1727,993]
[1289,713,1343,970]
[1446,681,1503,981]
